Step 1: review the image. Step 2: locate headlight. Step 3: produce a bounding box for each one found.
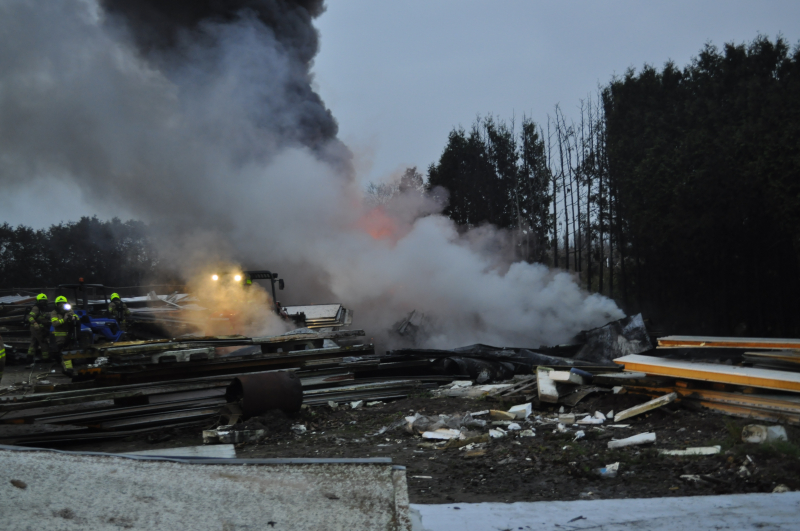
[211,274,219,281]
[63,303,72,311]
[234,274,242,282]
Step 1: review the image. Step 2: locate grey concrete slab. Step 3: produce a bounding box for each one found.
[1,446,411,530]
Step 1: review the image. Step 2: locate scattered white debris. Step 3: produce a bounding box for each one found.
[366,401,384,407]
[595,462,619,478]
[451,380,474,388]
[508,403,532,420]
[470,410,489,417]
[550,370,585,385]
[594,411,606,421]
[608,432,656,449]
[422,429,462,440]
[660,446,721,456]
[350,400,364,409]
[291,424,307,434]
[327,401,338,409]
[742,425,788,444]
[577,417,604,425]
[507,423,521,431]
[537,368,559,404]
[203,426,266,444]
[489,428,507,438]
[558,414,576,424]
[574,430,586,441]
[607,410,615,419]
[490,410,516,421]
[773,484,791,493]
[519,429,536,437]
[612,386,625,394]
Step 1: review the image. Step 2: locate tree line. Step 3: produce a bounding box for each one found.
[416,35,800,337]
[0,216,174,293]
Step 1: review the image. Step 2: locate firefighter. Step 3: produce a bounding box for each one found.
[50,295,79,356]
[27,293,51,361]
[108,293,131,330]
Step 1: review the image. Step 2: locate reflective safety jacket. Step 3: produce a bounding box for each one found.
[0,331,5,364]
[50,309,78,338]
[109,300,131,320]
[27,305,50,328]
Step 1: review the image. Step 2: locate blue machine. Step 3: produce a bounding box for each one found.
[57,281,126,346]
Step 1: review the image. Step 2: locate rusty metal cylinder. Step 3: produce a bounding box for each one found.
[226,370,303,418]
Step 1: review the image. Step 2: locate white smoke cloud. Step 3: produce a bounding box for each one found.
[0,0,624,349]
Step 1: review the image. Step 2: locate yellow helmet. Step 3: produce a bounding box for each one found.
[36,293,48,301]
[110,293,121,301]
[55,295,68,304]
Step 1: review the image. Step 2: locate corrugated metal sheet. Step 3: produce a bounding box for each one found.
[0,295,35,305]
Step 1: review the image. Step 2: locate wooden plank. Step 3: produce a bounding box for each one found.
[744,350,800,361]
[657,336,800,350]
[615,354,800,393]
[614,392,677,422]
[624,384,800,415]
[693,400,800,425]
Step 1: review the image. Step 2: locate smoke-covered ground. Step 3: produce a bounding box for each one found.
[0,0,623,349]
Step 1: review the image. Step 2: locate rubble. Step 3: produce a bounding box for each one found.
[594,462,619,478]
[614,392,677,422]
[659,445,721,456]
[742,425,788,444]
[607,432,656,449]
[4,309,800,507]
[508,403,532,419]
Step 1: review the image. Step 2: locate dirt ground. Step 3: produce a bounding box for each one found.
[57,389,800,504]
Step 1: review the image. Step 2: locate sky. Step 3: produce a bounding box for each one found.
[312,0,800,187]
[2,0,800,228]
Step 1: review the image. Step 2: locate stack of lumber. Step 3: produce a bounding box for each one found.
[0,327,463,447]
[612,336,800,425]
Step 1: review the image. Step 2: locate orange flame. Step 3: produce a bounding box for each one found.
[357,206,399,242]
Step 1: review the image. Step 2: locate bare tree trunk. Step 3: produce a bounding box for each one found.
[572,114,583,275]
[565,122,578,273]
[585,97,593,292]
[608,171,615,299]
[556,106,570,270]
[548,118,558,268]
[598,109,605,296]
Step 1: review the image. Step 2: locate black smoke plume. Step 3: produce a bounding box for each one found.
[102,0,349,169]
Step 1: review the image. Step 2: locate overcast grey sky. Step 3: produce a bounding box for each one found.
[313,0,800,187]
[2,0,799,228]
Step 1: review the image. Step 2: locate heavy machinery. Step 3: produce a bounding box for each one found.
[55,280,126,347]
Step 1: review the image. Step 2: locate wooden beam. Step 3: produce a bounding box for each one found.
[615,354,800,393]
[657,336,800,350]
[614,392,677,422]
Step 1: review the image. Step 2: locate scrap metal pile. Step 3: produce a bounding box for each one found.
[3,299,800,451]
[0,294,37,353]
